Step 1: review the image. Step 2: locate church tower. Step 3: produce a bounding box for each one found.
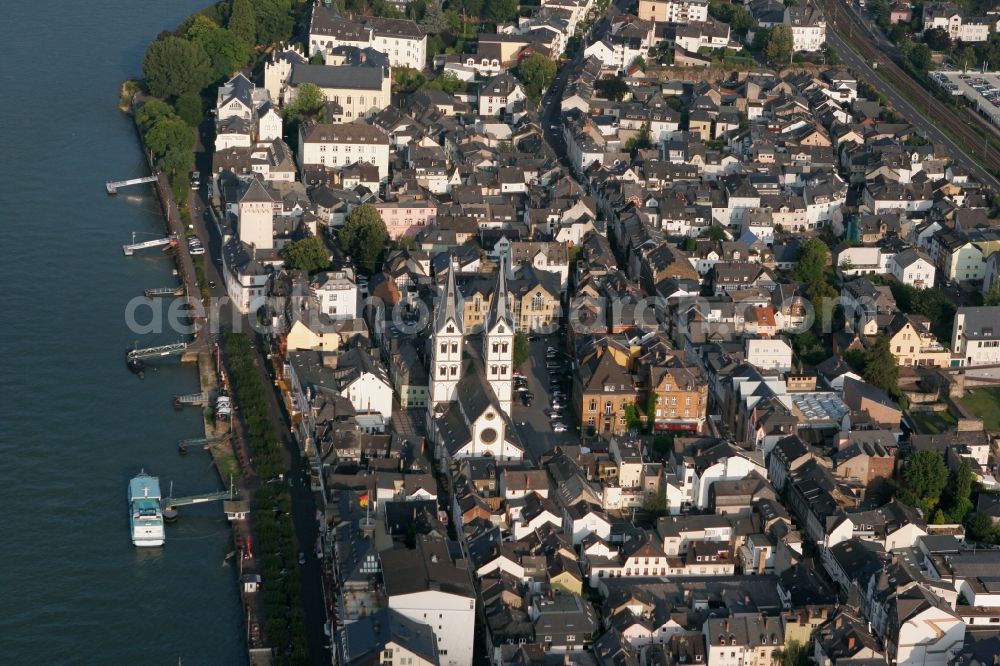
[485,257,515,416]
[429,259,464,409]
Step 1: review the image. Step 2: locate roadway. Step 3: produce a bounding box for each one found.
[186,132,330,664]
[822,1,1000,190]
[510,334,580,462]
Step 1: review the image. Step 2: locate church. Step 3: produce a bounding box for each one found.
[425,258,525,468]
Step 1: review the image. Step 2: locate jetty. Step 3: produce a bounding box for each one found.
[122,232,176,256]
[174,392,209,408]
[127,341,189,363]
[106,174,158,194]
[144,286,184,298]
[178,435,229,454]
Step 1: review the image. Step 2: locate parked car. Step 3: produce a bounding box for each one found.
[552,423,568,433]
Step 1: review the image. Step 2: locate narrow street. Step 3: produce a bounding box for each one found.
[187,133,330,663]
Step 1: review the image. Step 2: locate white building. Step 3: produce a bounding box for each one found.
[337,348,394,418]
[478,72,527,117]
[382,537,476,666]
[746,338,793,373]
[953,306,1000,367]
[309,6,428,70]
[786,4,827,53]
[238,178,276,251]
[311,270,358,319]
[888,248,936,289]
[297,121,391,181]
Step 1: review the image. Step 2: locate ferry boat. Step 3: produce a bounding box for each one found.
[129,471,165,547]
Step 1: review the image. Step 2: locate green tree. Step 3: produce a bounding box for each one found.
[425,71,464,94]
[905,42,932,71]
[142,36,214,98]
[947,460,975,523]
[985,280,1000,306]
[642,493,669,517]
[766,25,794,64]
[188,16,251,79]
[898,450,950,514]
[792,238,830,286]
[159,147,196,180]
[862,335,899,397]
[420,0,448,34]
[254,0,295,46]
[699,225,729,241]
[487,0,518,23]
[518,53,557,102]
[392,68,427,94]
[625,122,653,152]
[969,511,997,544]
[136,99,177,133]
[228,0,257,48]
[145,116,195,159]
[283,83,326,122]
[340,204,389,273]
[174,91,203,127]
[623,402,643,430]
[281,236,331,273]
[514,331,529,368]
[595,75,629,101]
[924,27,951,51]
[751,26,771,53]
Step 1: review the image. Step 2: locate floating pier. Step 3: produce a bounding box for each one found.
[126,342,189,363]
[144,286,184,298]
[177,435,229,454]
[173,392,209,409]
[106,175,158,194]
[122,233,176,256]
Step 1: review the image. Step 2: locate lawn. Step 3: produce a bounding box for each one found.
[909,410,958,434]
[962,388,1000,432]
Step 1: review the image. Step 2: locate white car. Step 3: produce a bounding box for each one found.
[189,246,206,255]
[552,423,568,433]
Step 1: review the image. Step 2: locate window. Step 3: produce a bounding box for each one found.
[440,343,447,354]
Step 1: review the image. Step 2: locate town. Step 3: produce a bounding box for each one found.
[129,0,1000,664]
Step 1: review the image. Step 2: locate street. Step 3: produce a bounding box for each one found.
[511,334,579,462]
[187,136,329,664]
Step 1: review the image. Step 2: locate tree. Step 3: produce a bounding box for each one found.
[420,0,448,34]
[699,225,729,241]
[392,68,427,94]
[766,25,794,64]
[985,280,1000,306]
[425,71,464,94]
[969,511,997,544]
[188,16,251,79]
[487,0,518,24]
[254,0,295,46]
[145,116,195,159]
[595,75,629,102]
[751,26,771,53]
[623,402,643,431]
[791,238,830,286]
[281,236,331,273]
[283,83,326,122]
[924,27,951,51]
[905,42,932,71]
[862,335,899,397]
[136,99,177,132]
[898,450,950,514]
[631,55,647,72]
[228,0,257,48]
[642,494,669,517]
[340,204,389,273]
[824,44,842,65]
[518,53,557,102]
[947,460,975,523]
[142,36,214,98]
[514,331,529,368]
[174,91,203,127]
[625,122,653,152]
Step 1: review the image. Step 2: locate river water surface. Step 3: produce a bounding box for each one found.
[0,2,246,663]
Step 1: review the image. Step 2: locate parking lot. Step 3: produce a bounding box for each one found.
[510,334,580,462]
[933,70,1000,129]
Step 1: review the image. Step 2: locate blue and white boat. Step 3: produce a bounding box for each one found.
[129,471,165,547]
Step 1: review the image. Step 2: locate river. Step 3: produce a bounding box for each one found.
[0,1,246,663]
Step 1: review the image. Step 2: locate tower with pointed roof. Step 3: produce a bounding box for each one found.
[238,177,275,251]
[484,257,514,416]
[429,258,464,410]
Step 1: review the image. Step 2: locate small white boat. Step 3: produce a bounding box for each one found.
[129,471,165,547]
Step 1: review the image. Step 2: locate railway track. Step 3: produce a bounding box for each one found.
[821,0,1000,184]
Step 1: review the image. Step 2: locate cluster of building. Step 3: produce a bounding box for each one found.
[920,1,997,43]
[192,1,1000,665]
